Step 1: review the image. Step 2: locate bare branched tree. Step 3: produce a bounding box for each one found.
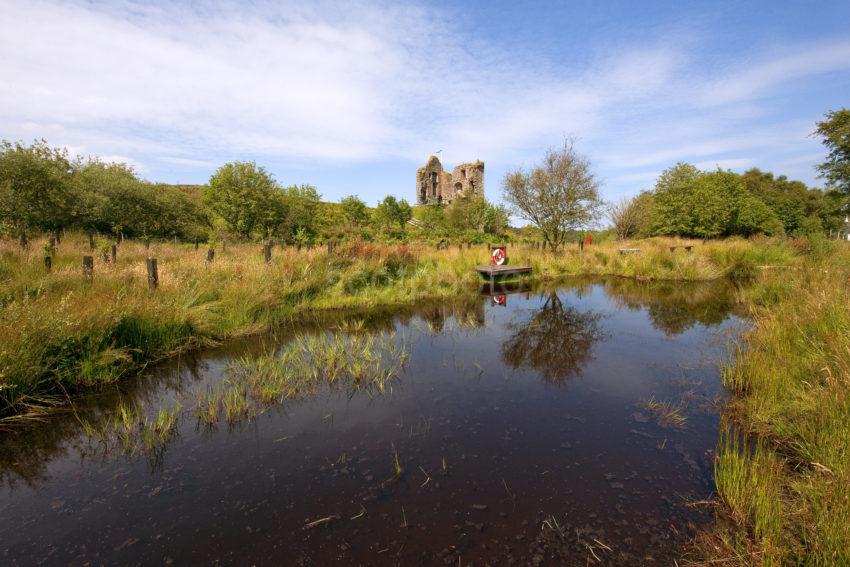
[501,140,603,252]
[610,196,640,240]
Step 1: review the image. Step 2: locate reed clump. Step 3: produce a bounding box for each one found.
[196,330,409,425]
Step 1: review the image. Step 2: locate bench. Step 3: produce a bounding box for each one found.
[669,245,693,252]
[618,248,640,255]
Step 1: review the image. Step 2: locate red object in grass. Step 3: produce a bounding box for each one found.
[583,233,593,246]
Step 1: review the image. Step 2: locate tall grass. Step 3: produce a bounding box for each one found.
[0,233,795,420]
[703,240,850,564]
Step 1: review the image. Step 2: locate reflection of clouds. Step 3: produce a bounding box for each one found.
[501,293,604,383]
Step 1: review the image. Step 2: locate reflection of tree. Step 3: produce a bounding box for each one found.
[502,293,603,383]
[603,278,738,336]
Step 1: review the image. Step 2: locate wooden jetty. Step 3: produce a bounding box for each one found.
[476,264,532,293]
[476,264,532,282]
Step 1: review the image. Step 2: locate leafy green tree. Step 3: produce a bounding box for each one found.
[690,170,744,238]
[502,140,604,252]
[278,184,321,241]
[734,192,784,236]
[651,163,701,236]
[204,161,277,238]
[814,109,850,193]
[340,195,369,228]
[0,140,76,239]
[375,196,412,232]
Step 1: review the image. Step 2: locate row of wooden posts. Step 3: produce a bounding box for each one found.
[41,239,343,288]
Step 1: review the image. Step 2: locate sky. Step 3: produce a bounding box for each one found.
[2,0,850,206]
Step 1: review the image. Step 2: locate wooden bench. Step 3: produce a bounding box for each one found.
[669,245,693,252]
[618,248,640,255]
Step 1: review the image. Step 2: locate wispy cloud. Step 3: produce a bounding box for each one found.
[0,0,846,198]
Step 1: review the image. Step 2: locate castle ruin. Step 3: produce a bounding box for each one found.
[416,156,484,205]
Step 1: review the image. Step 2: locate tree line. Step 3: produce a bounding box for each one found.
[0,140,509,245]
[610,164,846,240]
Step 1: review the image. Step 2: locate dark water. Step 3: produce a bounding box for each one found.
[0,278,743,565]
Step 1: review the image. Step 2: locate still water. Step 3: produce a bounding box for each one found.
[0,278,743,565]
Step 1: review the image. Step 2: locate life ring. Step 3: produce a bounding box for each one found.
[491,247,506,266]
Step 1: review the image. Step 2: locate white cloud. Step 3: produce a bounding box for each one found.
[0,0,845,199]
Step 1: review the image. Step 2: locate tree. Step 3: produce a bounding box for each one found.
[814,109,850,193]
[502,140,603,252]
[609,192,653,240]
[277,184,321,241]
[374,196,412,232]
[204,161,277,238]
[0,140,76,239]
[651,163,701,236]
[340,195,370,228]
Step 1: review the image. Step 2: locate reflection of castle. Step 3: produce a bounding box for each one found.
[416,155,484,205]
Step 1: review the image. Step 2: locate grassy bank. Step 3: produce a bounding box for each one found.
[0,234,792,421]
[702,240,850,564]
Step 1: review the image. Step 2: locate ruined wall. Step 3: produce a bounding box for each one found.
[416,156,484,205]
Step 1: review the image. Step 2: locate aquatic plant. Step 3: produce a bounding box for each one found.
[640,397,687,429]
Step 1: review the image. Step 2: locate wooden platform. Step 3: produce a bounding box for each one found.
[475,265,532,280]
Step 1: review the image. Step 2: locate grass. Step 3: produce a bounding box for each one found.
[641,396,688,429]
[693,237,850,564]
[3,231,847,561]
[192,330,409,427]
[0,233,794,421]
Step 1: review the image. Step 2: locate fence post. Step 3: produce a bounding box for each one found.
[44,256,52,273]
[194,239,199,251]
[263,243,272,264]
[88,233,95,251]
[18,230,27,249]
[82,256,93,280]
[146,258,158,288]
[111,243,117,263]
[206,248,215,263]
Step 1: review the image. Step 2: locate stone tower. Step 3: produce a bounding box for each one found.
[416,156,484,205]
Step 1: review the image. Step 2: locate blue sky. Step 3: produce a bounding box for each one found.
[2,0,849,206]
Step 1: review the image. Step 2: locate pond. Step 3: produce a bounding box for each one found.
[0,277,744,565]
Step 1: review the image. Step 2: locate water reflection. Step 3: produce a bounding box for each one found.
[603,278,739,336]
[0,277,745,565]
[502,292,604,382]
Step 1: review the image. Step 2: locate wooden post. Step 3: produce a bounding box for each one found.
[44,256,52,273]
[327,241,335,254]
[206,248,215,263]
[263,243,272,264]
[18,230,27,249]
[82,256,94,280]
[146,258,158,288]
[111,243,117,263]
[194,239,199,251]
[88,233,95,251]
